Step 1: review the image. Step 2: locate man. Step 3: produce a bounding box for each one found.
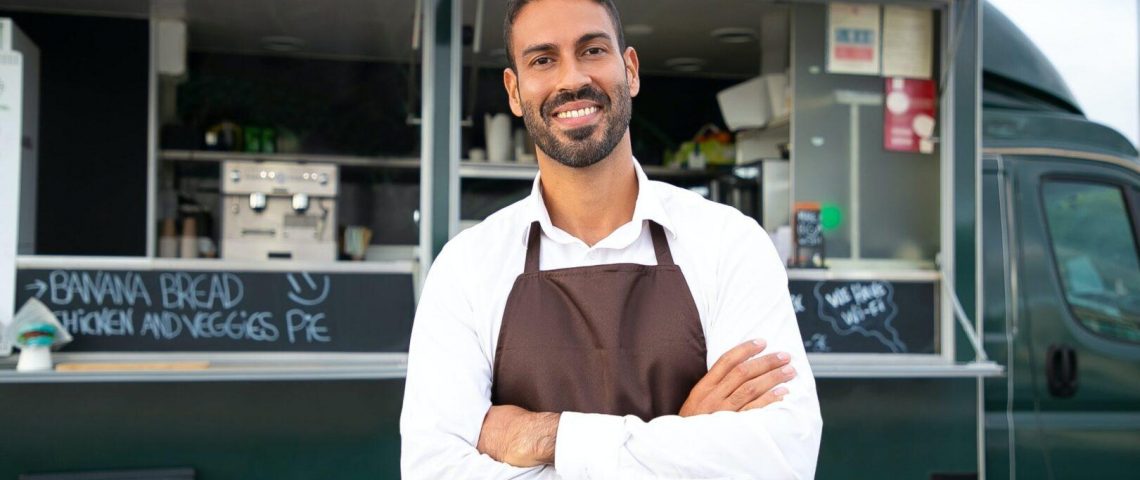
[400,0,822,477]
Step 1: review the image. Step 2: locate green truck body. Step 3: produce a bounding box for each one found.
[978,5,1140,479]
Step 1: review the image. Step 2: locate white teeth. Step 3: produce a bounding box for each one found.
[556,106,598,119]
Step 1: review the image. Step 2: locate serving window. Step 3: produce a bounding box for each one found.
[1,0,992,377]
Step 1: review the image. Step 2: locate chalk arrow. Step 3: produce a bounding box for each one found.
[286,272,330,306]
[25,279,47,299]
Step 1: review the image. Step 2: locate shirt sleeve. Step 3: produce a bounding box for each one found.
[400,241,561,480]
[554,213,823,479]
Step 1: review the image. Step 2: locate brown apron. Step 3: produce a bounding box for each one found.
[491,221,708,421]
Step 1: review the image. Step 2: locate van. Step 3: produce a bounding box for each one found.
[980,5,1140,478]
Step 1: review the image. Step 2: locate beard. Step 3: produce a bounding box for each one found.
[520,81,632,169]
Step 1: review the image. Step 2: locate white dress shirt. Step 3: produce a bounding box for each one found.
[400,159,822,479]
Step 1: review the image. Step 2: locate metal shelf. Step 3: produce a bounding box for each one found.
[788,267,941,282]
[812,361,1004,378]
[459,161,716,181]
[0,353,408,383]
[17,255,415,274]
[0,364,408,383]
[0,351,1003,382]
[460,161,538,180]
[645,165,718,179]
[162,150,715,181]
[160,150,421,169]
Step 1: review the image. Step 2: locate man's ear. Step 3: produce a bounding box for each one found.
[624,46,640,97]
[503,68,524,117]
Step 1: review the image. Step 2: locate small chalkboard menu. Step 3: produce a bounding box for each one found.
[795,209,823,248]
[793,205,826,268]
[12,268,415,353]
[790,278,938,354]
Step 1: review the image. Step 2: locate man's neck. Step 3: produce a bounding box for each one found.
[537,136,638,247]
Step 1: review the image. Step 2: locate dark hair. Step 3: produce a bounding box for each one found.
[503,0,626,71]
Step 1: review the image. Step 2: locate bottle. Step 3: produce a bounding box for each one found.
[244,126,263,153]
[261,127,276,153]
[159,217,179,257]
[180,217,199,259]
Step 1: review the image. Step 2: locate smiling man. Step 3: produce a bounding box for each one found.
[400,0,822,478]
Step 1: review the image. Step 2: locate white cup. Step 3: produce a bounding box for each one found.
[17,346,53,372]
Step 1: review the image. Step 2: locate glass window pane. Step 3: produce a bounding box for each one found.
[460,0,792,229]
[1042,180,1140,342]
[790,3,941,263]
[155,0,423,259]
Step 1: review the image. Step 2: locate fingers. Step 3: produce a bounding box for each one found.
[681,340,798,417]
[725,360,796,409]
[741,386,790,411]
[700,339,767,389]
[715,351,792,399]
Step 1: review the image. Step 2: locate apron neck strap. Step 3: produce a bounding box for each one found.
[649,221,675,266]
[524,220,674,272]
[525,221,542,273]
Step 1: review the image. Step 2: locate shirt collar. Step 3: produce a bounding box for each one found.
[520,157,677,246]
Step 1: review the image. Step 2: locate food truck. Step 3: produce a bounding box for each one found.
[0,0,1136,478]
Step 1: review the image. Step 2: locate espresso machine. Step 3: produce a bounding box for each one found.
[221,160,338,261]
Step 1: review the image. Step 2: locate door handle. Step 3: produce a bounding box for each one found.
[1046,343,1079,398]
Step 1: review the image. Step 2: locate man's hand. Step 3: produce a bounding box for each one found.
[679,339,795,416]
[477,405,560,467]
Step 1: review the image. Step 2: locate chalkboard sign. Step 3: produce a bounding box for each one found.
[790,278,937,354]
[794,209,823,248]
[12,268,415,353]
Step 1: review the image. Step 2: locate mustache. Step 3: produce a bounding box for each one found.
[541,85,610,119]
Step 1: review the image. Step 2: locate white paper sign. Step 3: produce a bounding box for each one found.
[827,3,881,75]
[882,6,934,79]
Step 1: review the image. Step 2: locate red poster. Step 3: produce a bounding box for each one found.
[883,78,937,153]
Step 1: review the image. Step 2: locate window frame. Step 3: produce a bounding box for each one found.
[1130,185,1140,248]
[1038,173,1140,345]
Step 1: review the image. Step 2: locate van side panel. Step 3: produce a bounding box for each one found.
[816,379,978,479]
[982,158,1051,480]
[1000,154,1140,479]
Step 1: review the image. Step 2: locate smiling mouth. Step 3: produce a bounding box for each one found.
[554,106,600,119]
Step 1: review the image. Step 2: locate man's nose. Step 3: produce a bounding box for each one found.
[554,58,592,93]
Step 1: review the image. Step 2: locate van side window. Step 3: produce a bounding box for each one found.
[1042,180,1140,342]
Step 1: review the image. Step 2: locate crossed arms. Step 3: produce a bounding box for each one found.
[475,339,799,467]
[400,220,822,479]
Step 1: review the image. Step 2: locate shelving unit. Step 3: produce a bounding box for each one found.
[160,149,421,169]
[154,149,725,267]
[160,150,719,181]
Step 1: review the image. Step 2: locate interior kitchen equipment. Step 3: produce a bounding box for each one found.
[0,18,39,356]
[718,72,793,232]
[1,18,39,256]
[221,160,338,261]
[735,128,790,230]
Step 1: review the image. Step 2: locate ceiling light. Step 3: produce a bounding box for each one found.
[711,27,758,44]
[261,36,306,53]
[664,57,705,72]
[624,23,654,36]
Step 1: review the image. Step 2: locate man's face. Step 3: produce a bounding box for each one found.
[504,0,640,168]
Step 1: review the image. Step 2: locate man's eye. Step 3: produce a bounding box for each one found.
[533,57,552,66]
[584,47,604,56]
